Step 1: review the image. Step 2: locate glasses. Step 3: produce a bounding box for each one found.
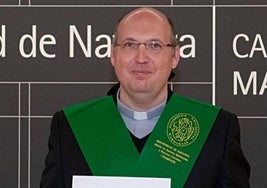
[115,40,176,54]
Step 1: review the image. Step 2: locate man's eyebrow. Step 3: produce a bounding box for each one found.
[121,37,137,41]
[148,38,163,42]
[121,38,163,42]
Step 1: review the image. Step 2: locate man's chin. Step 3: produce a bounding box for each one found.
[130,84,150,94]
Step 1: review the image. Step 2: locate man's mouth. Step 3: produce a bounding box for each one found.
[132,70,151,75]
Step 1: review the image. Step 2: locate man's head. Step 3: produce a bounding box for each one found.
[110,8,180,109]
[113,8,178,48]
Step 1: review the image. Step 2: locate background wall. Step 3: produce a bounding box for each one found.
[0,1,266,188]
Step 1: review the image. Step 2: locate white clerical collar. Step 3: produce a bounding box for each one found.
[116,89,166,120]
[133,111,148,120]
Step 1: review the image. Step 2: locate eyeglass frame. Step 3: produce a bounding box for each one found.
[114,39,177,54]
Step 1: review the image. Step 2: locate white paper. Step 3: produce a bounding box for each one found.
[72,176,171,188]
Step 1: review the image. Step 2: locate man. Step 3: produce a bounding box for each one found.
[40,8,250,188]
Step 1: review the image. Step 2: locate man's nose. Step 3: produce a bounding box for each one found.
[135,44,149,63]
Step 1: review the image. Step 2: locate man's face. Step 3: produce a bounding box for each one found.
[111,9,180,98]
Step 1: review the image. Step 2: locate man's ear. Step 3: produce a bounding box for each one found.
[171,45,180,69]
[110,44,116,67]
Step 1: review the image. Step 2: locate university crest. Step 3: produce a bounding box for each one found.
[167,113,199,147]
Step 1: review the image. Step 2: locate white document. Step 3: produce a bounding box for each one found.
[72,176,171,188]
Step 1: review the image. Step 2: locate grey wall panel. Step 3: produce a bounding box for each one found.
[240,119,267,188]
[31,0,170,5]
[172,84,212,104]
[0,84,18,115]
[216,0,267,5]
[163,7,212,83]
[216,7,267,116]
[30,118,51,188]
[20,118,29,188]
[30,83,116,115]
[20,84,29,116]
[0,119,18,188]
[1,7,122,82]
[0,0,17,5]
[173,0,213,5]
[0,7,211,83]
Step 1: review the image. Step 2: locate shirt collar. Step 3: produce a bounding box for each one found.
[117,89,167,120]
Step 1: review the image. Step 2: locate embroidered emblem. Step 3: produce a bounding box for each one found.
[167,113,199,147]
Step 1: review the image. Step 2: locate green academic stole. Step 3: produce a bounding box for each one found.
[63,93,221,188]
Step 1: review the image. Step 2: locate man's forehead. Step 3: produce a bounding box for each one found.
[115,8,172,42]
[121,8,166,25]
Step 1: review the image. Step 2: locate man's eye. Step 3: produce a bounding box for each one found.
[123,42,136,48]
[149,42,162,49]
